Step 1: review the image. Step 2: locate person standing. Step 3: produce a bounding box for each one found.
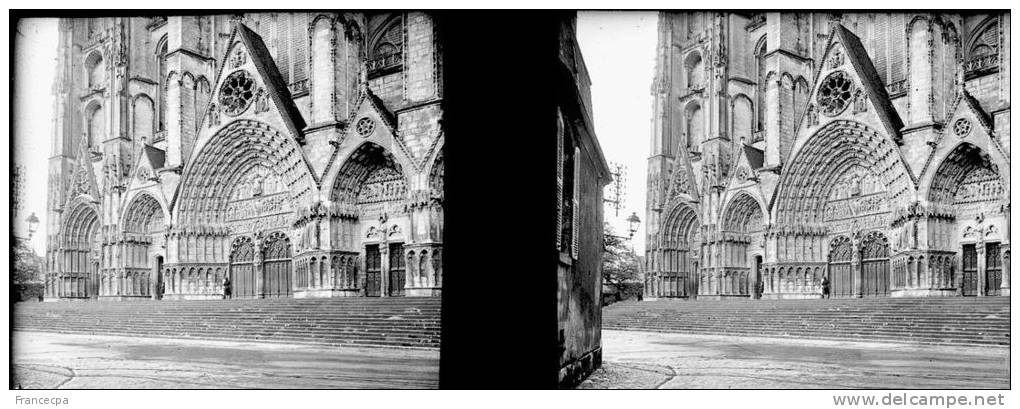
[223,275,232,299]
[821,275,831,299]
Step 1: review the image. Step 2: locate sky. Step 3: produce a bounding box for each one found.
[577,11,657,254]
[13,18,59,255]
[9,13,658,256]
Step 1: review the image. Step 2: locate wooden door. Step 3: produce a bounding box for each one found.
[365,245,382,297]
[860,232,890,297]
[962,244,978,296]
[154,256,164,299]
[230,239,256,298]
[262,234,292,298]
[829,236,853,297]
[754,255,763,299]
[388,243,406,296]
[986,243,1001,296]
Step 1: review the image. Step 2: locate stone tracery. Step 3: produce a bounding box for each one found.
[46,15,446,302]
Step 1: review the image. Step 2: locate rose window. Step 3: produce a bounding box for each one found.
[817,71,855,117]
[219,71,256,116]
[953,118,972,137]
[356,117,376,137]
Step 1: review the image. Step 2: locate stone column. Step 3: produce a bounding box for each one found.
[1000,245,1010,296]
[380,244,390,297]
[254,239,265,298]
[851,236,863,298]
[976,243,987,296]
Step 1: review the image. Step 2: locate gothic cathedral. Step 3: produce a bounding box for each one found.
[645,13,1009,299]
[45,14,445,300]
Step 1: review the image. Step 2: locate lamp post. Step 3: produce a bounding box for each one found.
[626,212,641,239]
[26,212,40,240]
[607,212,642,242]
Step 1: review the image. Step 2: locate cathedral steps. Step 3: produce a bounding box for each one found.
[13,297,442,350]
[603,297,1009,347]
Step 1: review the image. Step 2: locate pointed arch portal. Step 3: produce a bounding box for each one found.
[650,203,700,298]
[53,199,101,299]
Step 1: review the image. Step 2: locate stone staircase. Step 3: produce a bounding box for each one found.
[603,297,1009,347]
[13,297,441,350]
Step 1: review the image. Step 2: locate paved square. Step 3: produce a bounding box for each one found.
[11,331,438,389]
[579,330,1009,389]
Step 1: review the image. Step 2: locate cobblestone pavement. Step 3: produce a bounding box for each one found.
[579,330,1009,389]
[11,331,438,389]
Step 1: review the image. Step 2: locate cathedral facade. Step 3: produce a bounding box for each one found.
[45,13,445,301]
[645,12,1010,300]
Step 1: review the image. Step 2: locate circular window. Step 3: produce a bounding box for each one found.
[817,71,855,117]
[953,118,972,137]
[355,117,376,137]
[219,71,256,117]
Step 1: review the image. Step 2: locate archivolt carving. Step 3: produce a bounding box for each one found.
[722,192,765,246]
[331,142,408,207]
[176,119,316,226]
[661,203,700,250]
[122,193,165,234]
[774,120,914,227]
[927,142,1003,208]
[62,198,101,250]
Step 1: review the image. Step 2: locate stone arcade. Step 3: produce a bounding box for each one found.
[44,13,445,301]
[645,12,1010,300]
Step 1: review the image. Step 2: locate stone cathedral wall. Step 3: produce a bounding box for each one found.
[645,12,1010,301]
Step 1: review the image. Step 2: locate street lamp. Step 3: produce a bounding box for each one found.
[626,212,641,239]
[26,212,40,240]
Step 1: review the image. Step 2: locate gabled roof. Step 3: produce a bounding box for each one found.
[359,87,398,134]
[742,143,764,170]
[828,24,904,138]
[143,145,166,170]
[232,23,307,140]
[955,88,994,131]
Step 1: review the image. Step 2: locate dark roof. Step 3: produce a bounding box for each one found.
[363,87,397,131]
[831,24,905,139]
[742,143,764,170]
[234,23,307,141]
[144,145,165,169]
[960,88,994,130]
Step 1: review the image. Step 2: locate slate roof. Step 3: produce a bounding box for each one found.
[742,143,764,170]
[144,145,166,169]
[233,23,307,140]
[831,24,905,138]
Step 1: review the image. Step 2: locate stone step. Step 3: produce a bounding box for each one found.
[14,328,440,349]
[603,326,1009,347]
[606,321,1008,333]
[604,322,1010,339]
[13,297,442,349]
[603,297,1010,347]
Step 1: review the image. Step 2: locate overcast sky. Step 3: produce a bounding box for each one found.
[10,13,657,256]
[577,11,657,254]
[13,18,59,255]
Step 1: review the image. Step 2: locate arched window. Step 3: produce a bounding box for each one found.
[156,38,168,133]
[86,103,104,147]
[370,17,404,60]
[85,52,105,90]
[685,52,704,90]
[967,18,999,59]
[685,102,703,152]
[731,95,753,141]
[754,37,768,131]
[132,95,154,141]
[374,42,398,58]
